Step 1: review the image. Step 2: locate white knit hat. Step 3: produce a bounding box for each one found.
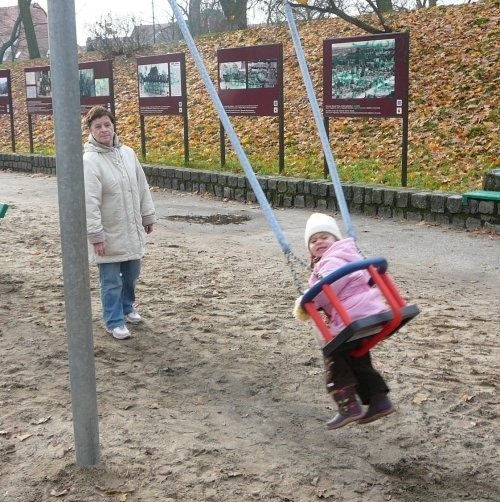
[304,213,342,247]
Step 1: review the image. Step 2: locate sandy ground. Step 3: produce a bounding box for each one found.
[0,170,499,502]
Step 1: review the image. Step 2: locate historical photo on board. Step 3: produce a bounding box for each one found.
[219,62,246,90]
[247,60,278,89]
[0,77,8,96]
[332,39,395,99]
[26,86,37,99]
[169,62,182,97]
[79,68,96,97]
[138,63,170,97]
[94,78,110,97]
[25,72,36,86]
[36,70,52,97]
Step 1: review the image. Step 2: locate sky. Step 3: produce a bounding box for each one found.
[1,0,470,46]
[0,0,170,45]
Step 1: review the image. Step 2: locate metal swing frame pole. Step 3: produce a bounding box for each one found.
[47,0,100,465]
[167,0,292,255]
[284,1,356,240]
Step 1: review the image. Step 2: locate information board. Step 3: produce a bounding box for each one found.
[217,44,283,116]
[79,60,114,114]
[323,32,409,118]
[0,69,12,115]
[25,65,53,115]
[137,53,186,116]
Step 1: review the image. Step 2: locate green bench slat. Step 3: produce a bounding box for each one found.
[462,191,500,204]
[0,203,8,218]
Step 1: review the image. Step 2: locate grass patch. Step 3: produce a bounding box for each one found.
[25,140,485,193]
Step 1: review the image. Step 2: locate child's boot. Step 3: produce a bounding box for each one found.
[358,393,395,424]
[326,386,364,430]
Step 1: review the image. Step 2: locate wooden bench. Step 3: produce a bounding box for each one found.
[462,190,500,204]
[0,203,8,218]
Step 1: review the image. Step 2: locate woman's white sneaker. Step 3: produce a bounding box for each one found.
[125,311,142,324]
[106,325,131,340]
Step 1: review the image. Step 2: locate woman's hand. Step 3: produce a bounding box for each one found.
[144,224,154,234]
[93,242,105,256]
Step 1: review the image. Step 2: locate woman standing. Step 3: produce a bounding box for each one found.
[83,106,156,340]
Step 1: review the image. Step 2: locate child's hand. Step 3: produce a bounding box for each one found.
[293,296,310,321]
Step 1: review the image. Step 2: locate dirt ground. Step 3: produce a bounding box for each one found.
[0,170,499,502]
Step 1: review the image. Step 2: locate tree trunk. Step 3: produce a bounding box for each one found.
[0,14,22,62]
[219,0,248,30]
[189,0,202,37]
[376,0,394,13]
[18,0,40,59]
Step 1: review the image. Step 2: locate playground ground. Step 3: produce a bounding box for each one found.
[0,170,499,501]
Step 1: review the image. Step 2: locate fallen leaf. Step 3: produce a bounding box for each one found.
[31,416,51,425]
[16,433,32,442]
[96,486,135,495]
[412,394,428,404]
[460,394,474,402]
[50,488,70,497]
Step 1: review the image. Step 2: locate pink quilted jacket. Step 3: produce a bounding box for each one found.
[308,238,388,336]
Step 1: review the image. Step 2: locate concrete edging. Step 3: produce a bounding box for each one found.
[0,152,498,233]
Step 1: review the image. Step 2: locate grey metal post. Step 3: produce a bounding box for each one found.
[47,0,100,465]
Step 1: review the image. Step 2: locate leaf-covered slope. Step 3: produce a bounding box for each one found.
[0,2,498,191]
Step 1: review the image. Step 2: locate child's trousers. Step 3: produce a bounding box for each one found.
[323,351,389,405]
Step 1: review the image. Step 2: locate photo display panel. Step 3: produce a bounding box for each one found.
[79,60,114,113]
[0,69,11,114]
[217,44,283,116]
[323,32,409,118]
[25,66,53,114]
[137,53,186,115]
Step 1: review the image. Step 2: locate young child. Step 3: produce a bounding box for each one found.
[294,213,395,430]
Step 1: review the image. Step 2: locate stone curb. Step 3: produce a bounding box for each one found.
[0,153,498,233]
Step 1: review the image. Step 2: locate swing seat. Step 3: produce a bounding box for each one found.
[300,257,420,358]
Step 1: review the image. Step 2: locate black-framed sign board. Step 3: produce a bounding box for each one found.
[25,65,53,115]
[217,44,283,117]
[137,53,187,116]
[79,60,115,115]
[217,44,285,172]
[323,32,410,185]
[323,32,409,118]
[0,69,12,115]
[24,65,53,152]
[24,61,115,152]
[136,53,189,163]
[0,69,15,151]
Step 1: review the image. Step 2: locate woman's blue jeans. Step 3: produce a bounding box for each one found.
[98,259,141,329]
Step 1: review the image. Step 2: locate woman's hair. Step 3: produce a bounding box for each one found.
[85,105,115,129]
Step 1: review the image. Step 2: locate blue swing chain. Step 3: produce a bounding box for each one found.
[167,0,360,292]
[167,0,292,253]
[284,1,356,241]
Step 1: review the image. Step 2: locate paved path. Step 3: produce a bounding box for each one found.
[1,170,498,292]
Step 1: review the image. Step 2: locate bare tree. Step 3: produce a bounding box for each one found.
[258,0,344,24]
[0,13,22,62]
[189,0,203,36]
[18,0,40,58]
[0,0,42,61]
[87,14,151,57]
[259,0,443,34]
[284,0,392,33]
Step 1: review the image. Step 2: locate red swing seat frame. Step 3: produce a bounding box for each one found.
[300,257,420,358]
